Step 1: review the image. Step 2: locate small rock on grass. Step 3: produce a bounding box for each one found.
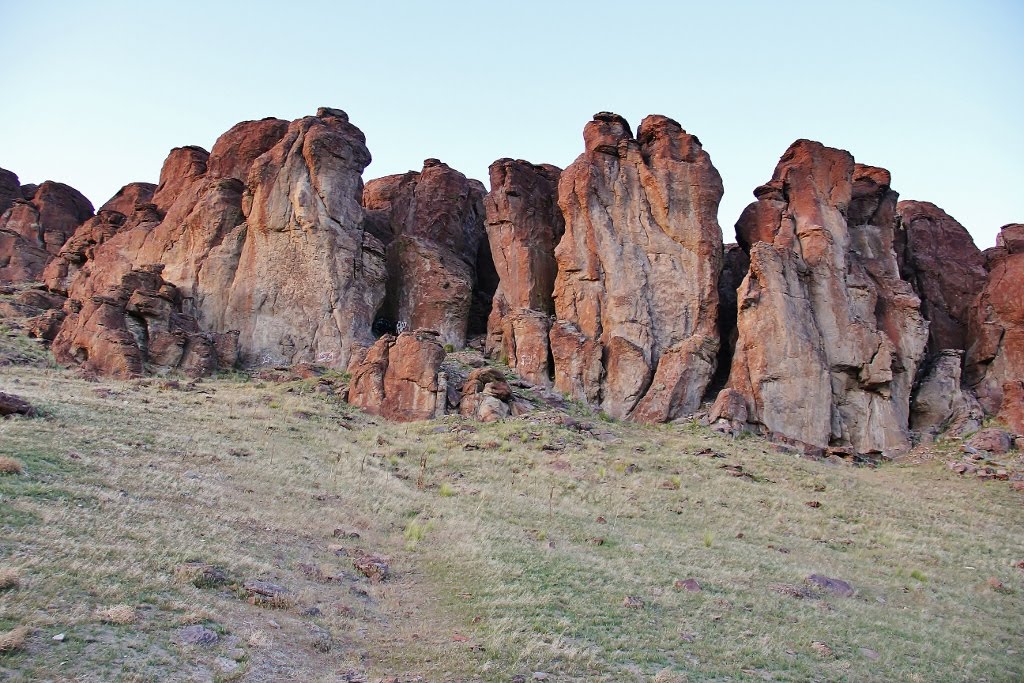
[807,574,855,597]
[353,553,390,583]
[176,625,219,646]
[622,595,645,609]
[811,641,834,657]
[860,647,880,660]
[673,578,702,592]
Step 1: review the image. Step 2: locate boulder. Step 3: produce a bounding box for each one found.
[347,331,447,421]
[966,428,1013,455]
[965,223,1024,432]
[896,201,985,354]
[550,113,723,421]
[0,168,20,215]
[720,141,928,456]
[460,367,514,422]
[0,181,93,283]
[483,159,563,385]
[364,160,490,348]
[51,265,236,378]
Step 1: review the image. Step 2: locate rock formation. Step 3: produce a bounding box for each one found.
[720,141,928,456]
[51,264,236,378]
[965,224,1024,432]
[550,113,723,421]
[483,158,564,386]
[896,201,986,354]
[363,160,490,348]
[0,178,93,283]
[99,182,156,215]
[909,349,982,438]
[347,330,447,421]
[54,109,384,370]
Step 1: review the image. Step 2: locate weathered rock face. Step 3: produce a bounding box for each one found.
[0,180,94,283]
[0,168,21,215]
[51,264,236,378]
[198,109,384,368]
[910,349,982,438]
[363,160,489,348]
[965,223,1024,432]
[347,331,447,421]
[721,141,928,456]
[550,113,723,421]
[484,159,563,385]
[712,243,750,389]
[44,209,131,295]
[55,109,382,371]
[99,182,156,215]
[896,201,986,354]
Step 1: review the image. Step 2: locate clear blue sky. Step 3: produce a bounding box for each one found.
[1,1,1021,247]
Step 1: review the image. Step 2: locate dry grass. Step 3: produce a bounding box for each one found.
[0,626,30,653]
[95,604,137,625]
[0,338,1022,681]
[0,568,19,590]
[0,456,23,475]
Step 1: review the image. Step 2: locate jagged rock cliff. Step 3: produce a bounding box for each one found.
[717,141,928,456]
[550,113,723,422]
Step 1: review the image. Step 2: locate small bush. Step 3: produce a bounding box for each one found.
[0,457,23,475]
[404,519,434,548]
[439,482,456,498]
[703,531,714,548]
[443,343,455,353]
[0,568,19,590]
[96,604,137,625]
[910,569,927,582]
[0,626,30,653]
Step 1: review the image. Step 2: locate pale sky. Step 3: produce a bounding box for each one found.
[1,0,1021,247]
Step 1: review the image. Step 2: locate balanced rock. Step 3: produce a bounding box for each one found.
[364,159,490,348]
[720,141,928,456]
[0,179,93,283]
[347,331,447,421]
[484,159,564,385]
[966,223,1024,431]
[550,113,723,421]
[896,201,986,354]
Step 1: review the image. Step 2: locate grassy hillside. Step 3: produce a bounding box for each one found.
[0,326,1022,682]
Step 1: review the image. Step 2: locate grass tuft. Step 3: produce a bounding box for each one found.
[96,605,138,625]
[0,568,19,590]
[0,456,24,475]
[0,626,31,653]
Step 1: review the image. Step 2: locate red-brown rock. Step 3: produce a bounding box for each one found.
[0,168,20,215]
[483,159,563,385]
[896,201,986,353]
[43,209,130,295]
[99,182,156,215]
[51,264,235,378]
[364,160,489,348]
[551,113,723,421]
[966,223,1024,431]
[0,181,93,283]
[720,141,927,456]
[347,331,447,421]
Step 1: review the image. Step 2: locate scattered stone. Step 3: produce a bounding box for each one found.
[176,625,219,646]
[595,516,607,524]
[52,633,65,642]
[310,624,332,653]
[243,579,290,606]
[807,574,855,597]
[532,672,550,681]
[805,501,821,508]
[0,392,36,418]
[770,583,814,599]
[811,641,834,658]
[622,595,645,609]
[674,578,702,592]
[353,554,390,583]
[333,528,362,539]
[966,428,1013,455]
[175,562,229,588]
[301,606,323,617]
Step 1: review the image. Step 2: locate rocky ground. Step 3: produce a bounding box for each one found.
[1,322,1022,682]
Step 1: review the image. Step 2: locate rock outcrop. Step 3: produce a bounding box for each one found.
[51,264,236,378]
[363,160,490,348]
[0,168,21,215]
[896,201,986,354]
[550,113,723,421]
[965,223,1024,432]
[910,349,982,438]
[0,179,93,283]
[99,182,156,216]
[719,141,928,456]
[54,109,384,371]
[347,330,447,421]
[483,159,564,386]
